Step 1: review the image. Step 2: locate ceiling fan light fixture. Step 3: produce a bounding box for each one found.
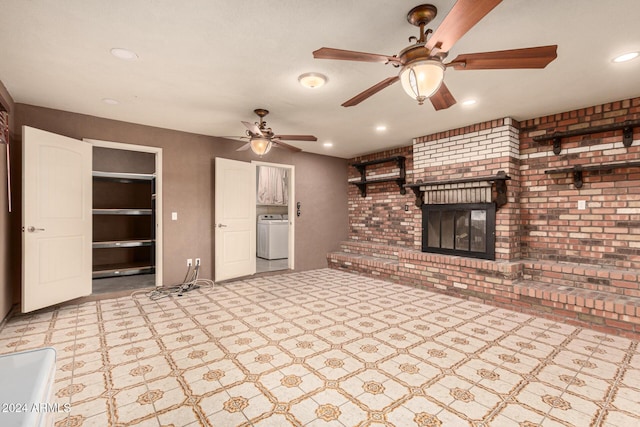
[399,60,445,105]
[298,72,327,89]
[250,137,272,156]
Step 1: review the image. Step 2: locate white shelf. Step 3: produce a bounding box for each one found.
[93,239,154,249]
[92,171,155,181]
[93,208,152,215]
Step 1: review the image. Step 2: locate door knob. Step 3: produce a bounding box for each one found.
[27,226,45,232]
[217,223,228,228]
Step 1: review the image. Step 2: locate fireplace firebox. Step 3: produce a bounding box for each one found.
[422,203,496,260]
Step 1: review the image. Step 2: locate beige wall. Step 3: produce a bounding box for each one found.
[0,82,15,322]
[8,103,348,311]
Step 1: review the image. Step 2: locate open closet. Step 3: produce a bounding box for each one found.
[92,146,157,293]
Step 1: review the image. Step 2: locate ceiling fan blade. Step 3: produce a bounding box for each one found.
[272,140,302,153]
[430,82,457,111]
[313,47,402,65]
[236,142,251,151]
[273,135,318,141]
[447,45,558,70]
[342,76,400,107]
[425,0,502,53]
[242,120,263,136]
[220,136,249,140]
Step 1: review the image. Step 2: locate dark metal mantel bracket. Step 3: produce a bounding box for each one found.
[404,171,511,209]
[532,119,640,155]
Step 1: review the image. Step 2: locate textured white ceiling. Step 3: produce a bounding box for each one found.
[1,0,639,158]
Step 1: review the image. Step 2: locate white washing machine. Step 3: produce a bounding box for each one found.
[257,214,289,260]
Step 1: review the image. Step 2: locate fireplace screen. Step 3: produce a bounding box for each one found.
[422,203,495,260]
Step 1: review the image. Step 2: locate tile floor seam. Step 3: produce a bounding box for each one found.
[503,322,583,427]
[591,340,636,426]
[108,296,157,426]
[98,299,121,426]
[139,293,196,425]
[51,306,76,427]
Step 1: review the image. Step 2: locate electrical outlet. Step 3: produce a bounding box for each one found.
[195,258,201,266]
[187,258,193,266]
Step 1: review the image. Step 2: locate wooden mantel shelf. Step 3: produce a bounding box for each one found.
[545,160,640,188]
[350,156,406,197]
[404,171,511,208]
[532,118,640,155]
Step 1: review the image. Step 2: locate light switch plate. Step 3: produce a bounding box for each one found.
[172,212,178,220]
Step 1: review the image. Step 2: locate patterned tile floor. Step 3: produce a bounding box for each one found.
[1,268,639,426]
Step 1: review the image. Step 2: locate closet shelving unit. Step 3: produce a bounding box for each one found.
[92,171,156,279]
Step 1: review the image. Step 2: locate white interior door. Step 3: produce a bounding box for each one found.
[215,157,256,282]
[22,126,92,312]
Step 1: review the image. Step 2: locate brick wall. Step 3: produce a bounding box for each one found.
[348,146,418,247]
[347,101,640,266]
[520,98,640,269]
[347,118,521,260]
[413,118,520,170]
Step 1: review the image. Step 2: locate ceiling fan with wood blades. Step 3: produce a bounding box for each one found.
[313,0,557,110]
[234,109,317,155]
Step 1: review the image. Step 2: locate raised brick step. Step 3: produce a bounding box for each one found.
[326,244,640,338]
[522,259,640,297]
[327,251,399,279]
[338,240,401,261]
[513,280,640,335]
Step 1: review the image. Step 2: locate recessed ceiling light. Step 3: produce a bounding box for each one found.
[612,52,639,63]
[375,125,387,132]
[298,72,327,89]
[102,98,119,105]
[110,48,138,60]
[462,99,477,106]
[323,142,333,148]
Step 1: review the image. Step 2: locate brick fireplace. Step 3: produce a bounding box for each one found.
[411,118,519,260]
[329,97,640,338]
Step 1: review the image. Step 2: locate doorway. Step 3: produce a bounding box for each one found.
[254,161,294,274]
[213,158,294,282]
[85,139,163,293]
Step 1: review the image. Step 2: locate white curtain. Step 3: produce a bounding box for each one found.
[257,166,288,205]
